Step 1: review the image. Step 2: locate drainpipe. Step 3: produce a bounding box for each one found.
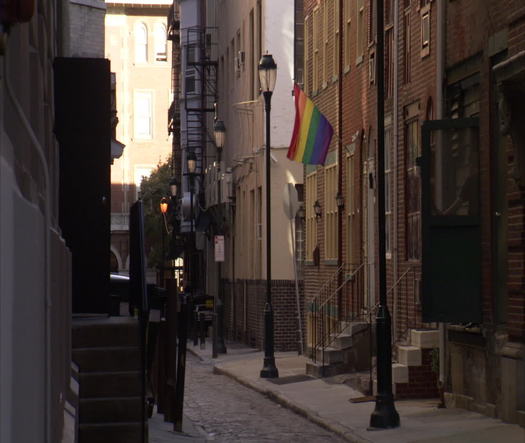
[392,0,399,343]
[337,0,344,313]
[436,0,447,405]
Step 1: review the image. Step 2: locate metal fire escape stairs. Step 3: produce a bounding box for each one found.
[183,26,217,219]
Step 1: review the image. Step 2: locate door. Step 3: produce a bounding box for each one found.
[421,118,481,322]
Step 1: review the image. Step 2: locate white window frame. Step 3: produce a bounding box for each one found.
[135,22,148,64]
[134,90,153,140]
[306,171,318,261]
[420,4,431,58]
[356,0,365,65]
[324,163,339,261]
[154,23,167,62]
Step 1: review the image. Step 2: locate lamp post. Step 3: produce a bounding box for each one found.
[214,119,227,355]
[160,197,169,287]
[259,53,279,379]
[370,0,400,429]
[173,152,197,432]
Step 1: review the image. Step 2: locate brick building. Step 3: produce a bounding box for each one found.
[301,0,525,425]
[105,0,173,277]
[435,0,525,426]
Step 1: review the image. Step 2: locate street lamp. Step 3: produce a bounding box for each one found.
[370,0,400,429]
[169,178,179,199]
[160,197,169,287]
[173,153,197,432]
[335,192,344,211]
[313,200,322,219]
[213,119,227,356]
[259,53,279,379]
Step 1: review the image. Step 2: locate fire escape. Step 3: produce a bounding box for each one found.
[168,2,181,178]
[183,26,217,176]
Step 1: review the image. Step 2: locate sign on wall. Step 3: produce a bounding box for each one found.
[214,235,224,262]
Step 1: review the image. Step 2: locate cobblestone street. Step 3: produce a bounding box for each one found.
[149,352,346,442]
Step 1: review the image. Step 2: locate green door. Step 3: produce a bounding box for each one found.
[421,118,482,323]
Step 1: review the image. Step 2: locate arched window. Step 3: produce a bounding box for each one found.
[155,23,167,62]
[135,23,148,63]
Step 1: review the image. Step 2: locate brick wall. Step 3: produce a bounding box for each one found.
[223,279,305,352]
[395,348,439,399]
[69,0,106,58]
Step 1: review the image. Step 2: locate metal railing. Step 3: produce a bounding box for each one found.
[309,263,366,367]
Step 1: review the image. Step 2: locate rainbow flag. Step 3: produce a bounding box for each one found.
[287,83,334,165]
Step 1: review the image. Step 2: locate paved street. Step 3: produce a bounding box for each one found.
[149,352,346,442]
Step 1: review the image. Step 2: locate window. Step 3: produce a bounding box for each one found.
[405,105,420,260]
[304,15,311,94]
[385,126,393,256]
[313,6,320,92]
[420,3,431,58]
[385,27,394,97]
[134,91,153,139]
[385,0,394,25]
[343,0,351,71]
[154,23,167,62]
[324,163,338,260]
[356,0,365,64]
[185,69,196,94]
[346,153,356,263]
[135,23,148,63]
[249,9,255,99]
[322,0,329,86]
[306,171,318,260]
[368,0,375,45]
[333,0,340,78]
[403,10,411,83]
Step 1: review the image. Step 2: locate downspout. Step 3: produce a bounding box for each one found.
[436,0,446,405]
[392,0,399,343]
[337,0,344,310]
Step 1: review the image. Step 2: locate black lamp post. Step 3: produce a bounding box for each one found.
[370,0,400,429]
[173,152,197,432]
[259,53,279,379]
[214,119,227,355]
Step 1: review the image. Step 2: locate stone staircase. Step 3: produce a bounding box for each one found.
[72,316,145,443]
[306,321,372,377]
[375,329,440,399]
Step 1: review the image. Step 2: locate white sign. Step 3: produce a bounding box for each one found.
[214,235,225,262]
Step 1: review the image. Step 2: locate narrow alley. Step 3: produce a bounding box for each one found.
[149,352,345,442]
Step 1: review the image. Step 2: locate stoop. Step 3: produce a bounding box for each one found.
[72,316,146,443]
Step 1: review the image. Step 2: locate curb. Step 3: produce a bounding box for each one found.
[213,365,370,443]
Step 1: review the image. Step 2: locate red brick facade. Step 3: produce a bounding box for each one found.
[224,279,305,352]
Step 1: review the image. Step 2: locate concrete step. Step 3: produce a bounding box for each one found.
[305,360,349,378]
[73,347,141,373]
[79,371,141,398]
[313,347,344,365]
[392,363,409,384]
[73,317,140,349]
[339,321,369,336]
[397,345,422,367]
[331,333,353,349]
[79,397,143,424]
[79,422,144,443]
[410,329,439,349]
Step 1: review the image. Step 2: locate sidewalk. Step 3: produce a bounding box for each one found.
[188,339,525,443]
